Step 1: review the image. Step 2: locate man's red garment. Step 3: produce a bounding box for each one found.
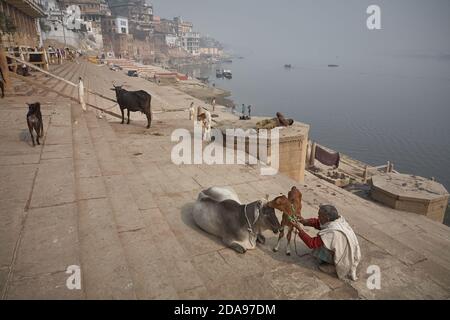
[297,218,324,249]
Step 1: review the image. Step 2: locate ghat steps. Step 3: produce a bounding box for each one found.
[1,61,449,299]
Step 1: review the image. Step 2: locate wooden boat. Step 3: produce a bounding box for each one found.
[196,76,209,83]
[223,70,232,79]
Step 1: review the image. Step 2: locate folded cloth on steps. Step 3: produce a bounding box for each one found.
[315,145,340,167]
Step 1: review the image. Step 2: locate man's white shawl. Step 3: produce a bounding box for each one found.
[318,217,361,281]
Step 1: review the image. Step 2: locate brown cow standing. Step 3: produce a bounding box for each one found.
[268,186,302,255]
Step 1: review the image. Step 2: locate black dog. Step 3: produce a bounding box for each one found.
[26,102,43,146]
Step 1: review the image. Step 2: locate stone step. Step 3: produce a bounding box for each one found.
[2,94,84,299]
[49,63,70,75]
[60,63,84,99]
[71,104,137,299]
[7,78,36,96]
[42,62,77,86]
[95,118,208,298]
[52,64,77,94]
[85,113,186,299]
[29,62,85,102]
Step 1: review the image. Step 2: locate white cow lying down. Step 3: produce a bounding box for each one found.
[192,187,281,253]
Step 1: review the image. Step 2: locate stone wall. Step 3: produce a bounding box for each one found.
[42,24,80,48]
[220,123,309,183]
[278,137,308,183]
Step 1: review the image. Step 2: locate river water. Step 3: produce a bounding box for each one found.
[179,54,450,225]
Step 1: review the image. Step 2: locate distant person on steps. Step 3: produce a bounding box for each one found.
[0,65,5,98]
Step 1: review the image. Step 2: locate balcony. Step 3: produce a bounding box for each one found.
[4,0,46,18]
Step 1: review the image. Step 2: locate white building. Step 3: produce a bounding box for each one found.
[165,34,179,48]
[41,0,84,47]
[199,47,222,56]
[115,16,129,34]
[102,16,128,34]
[181,32,200,55]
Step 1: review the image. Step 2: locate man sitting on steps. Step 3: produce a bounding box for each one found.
[290,204,361,281]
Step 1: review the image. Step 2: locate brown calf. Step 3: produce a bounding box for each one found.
[267,186,303,255]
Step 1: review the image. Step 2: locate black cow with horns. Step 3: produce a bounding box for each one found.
[111,84,152,128]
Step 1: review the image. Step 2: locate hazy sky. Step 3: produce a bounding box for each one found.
[151,0,450,60]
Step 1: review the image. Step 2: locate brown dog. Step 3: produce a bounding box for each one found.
[267,186,303,255]
[26,102,43,146]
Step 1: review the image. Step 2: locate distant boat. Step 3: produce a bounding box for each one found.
[222,59,233,63]
[328,64,339,67]
[216,69,223,78]
[196,76,209,83]
[284,64,292,68]
[223,69,232,79]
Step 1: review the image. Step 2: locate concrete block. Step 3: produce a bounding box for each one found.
[371,188,397,208]
[396,199,429,214]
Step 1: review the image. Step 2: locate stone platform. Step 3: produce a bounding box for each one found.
[371,173,449,223]
[215,117,310,183]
